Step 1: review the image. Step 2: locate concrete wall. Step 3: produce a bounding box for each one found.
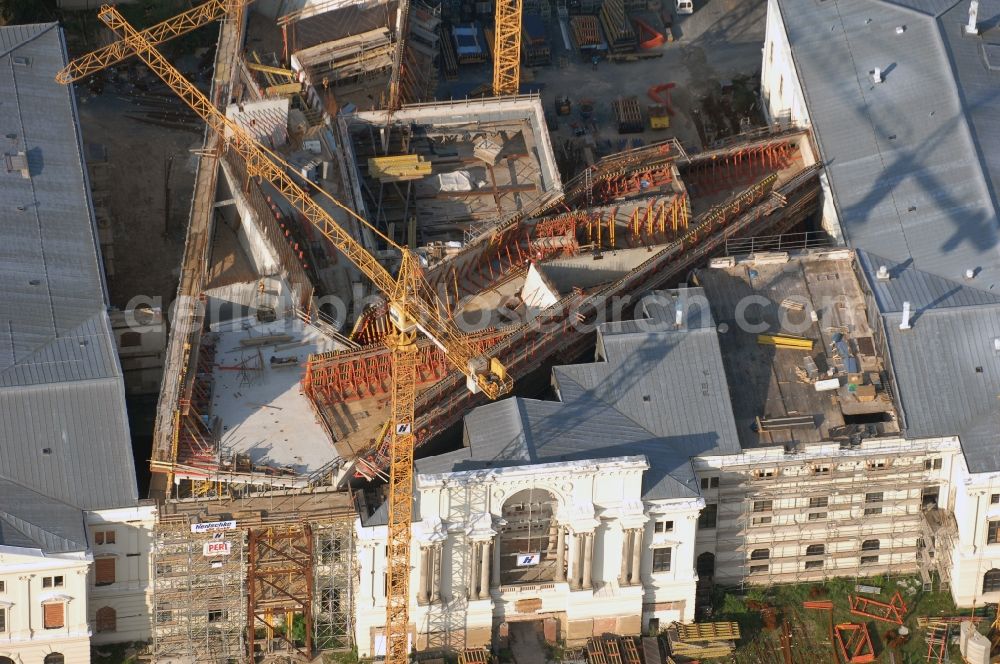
[0,549,92,664]
[760,0,841,241]
[85,505,156,646]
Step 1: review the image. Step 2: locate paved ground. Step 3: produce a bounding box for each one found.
[509,622,548,664]
[439,0,767,175]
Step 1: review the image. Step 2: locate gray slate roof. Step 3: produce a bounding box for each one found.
[776,0,1000,290]
[0,478,87,552]
[416,289,741,500]
[0,23,138,521]
[858,251,1000,470]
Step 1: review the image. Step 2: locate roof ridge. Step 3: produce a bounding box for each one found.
[0,22,57,61]
[0,509,85,552]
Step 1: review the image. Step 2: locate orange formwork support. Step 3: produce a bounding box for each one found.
[835,623,875,664]
[848,592,907,625]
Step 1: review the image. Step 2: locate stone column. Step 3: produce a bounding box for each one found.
[479,541,492,599]
[629,529,643,585]
[491,538,501,590]
[568,531,580,590]
[468,541,480,599]
[417,547,430,604]
[555,527,567,583]
[431,544,442,603]
[619,529,632,586]
[582,531,594,590]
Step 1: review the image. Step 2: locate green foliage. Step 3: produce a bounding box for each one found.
[326,648,361,664]
[497,647,515,663]
[0,0,58,25]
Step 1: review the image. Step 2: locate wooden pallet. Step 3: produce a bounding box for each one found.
[673,622,741,642]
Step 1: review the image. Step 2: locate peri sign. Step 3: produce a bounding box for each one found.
[516,553,540,566]
[203,541,232,557]
[191,520,237,534]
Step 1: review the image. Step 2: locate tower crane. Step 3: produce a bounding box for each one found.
[63,6,514,664]
[55,0,251,84]
[493,0,523,96]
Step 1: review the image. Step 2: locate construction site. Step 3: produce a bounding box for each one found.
[34,0,1000,661]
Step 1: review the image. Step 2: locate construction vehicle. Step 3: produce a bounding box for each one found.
[60,7,514,664]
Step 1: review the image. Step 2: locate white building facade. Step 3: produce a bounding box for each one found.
[355,457,702,656]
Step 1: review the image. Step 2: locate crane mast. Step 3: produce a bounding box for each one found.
[493,0,523,95]
[73,7,514,664]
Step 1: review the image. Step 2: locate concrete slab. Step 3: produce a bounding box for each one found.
[209,317,343,474]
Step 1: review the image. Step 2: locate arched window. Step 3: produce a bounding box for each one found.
[0,657,14,664]
[750,548,770,560]
[96,606,117,632]
[805,544,825,556]
[861,539,880,551]
[983,569,1000,593]
[45,654,65,664]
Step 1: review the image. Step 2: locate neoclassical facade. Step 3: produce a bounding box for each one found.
[355,457,702,656]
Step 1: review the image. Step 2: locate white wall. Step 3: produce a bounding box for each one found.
[948,457,1000,607]
[85,505,157,645]
[0,547,92,664]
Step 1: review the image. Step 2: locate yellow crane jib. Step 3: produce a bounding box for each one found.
[66,9,514,664]
[55,0,252,85]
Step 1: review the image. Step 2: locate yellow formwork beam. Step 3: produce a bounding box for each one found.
[757,333,814,350]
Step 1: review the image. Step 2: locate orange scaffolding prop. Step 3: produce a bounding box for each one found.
[835,623,875,664]
[848,592,908,625]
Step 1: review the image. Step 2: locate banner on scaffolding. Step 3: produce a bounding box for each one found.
[203,541,233,557]
[516,553,540,566]
[191,520,237,534]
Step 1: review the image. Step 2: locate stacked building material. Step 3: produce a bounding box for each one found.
[600,0,638,52]
[612,96,644,134]
[522,14,552,66]
[292,28,393,85]
[367,154,434,182]
[570,15,603,52]
[665,622,739,661]
[452,24,487,64]
[439,24,460,78]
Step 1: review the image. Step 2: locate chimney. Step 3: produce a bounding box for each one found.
[674,301,684,328]
[966,0,979,34]
[899,301,912,330]
[877,265,890,280]
[872,67,883,84]
[994,338,1000,352]
[965,268,976,279]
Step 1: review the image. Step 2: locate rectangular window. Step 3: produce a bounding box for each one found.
[804,560,823,570]
[752,516,772,526]
[42,576,63,588]
[808,512,827,521]
[988,521,1000,545]
[156,610,172,624]
[95,558,116,586]
[812,465,831,475]
[867,460,888,471]
[654,520,674,534]
[752,500,773,513]
[992,494,1000,505]
[94,530,116,546]
[769,42,774,64]
[924,458,942,470]
[652,547,672,573]
[809,497,828,508]
[778,75,784,98]
[754,468,777,479]
[864,507,883,516]
[861,555,879,565]
[749,564,768,575]
[208,609,225,623]
[700,477,719,489]
[0,607,5,633]
[43,602,64,629]
[865,492,883,503]
[698,504,718,530]
[0,580,4,592]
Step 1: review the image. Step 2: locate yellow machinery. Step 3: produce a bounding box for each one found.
[55,0,251,84]
[493,0,523,95]
[61,7,514,664]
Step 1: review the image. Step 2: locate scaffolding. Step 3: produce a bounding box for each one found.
[707,442,954,590]
[152,489,357,663]
[152,515,249,663]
